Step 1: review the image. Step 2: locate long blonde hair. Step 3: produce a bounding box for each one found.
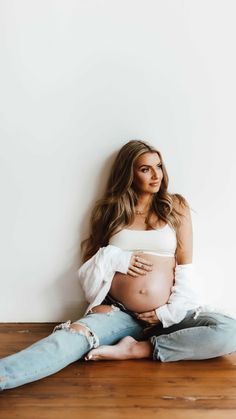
[81,139,191,262]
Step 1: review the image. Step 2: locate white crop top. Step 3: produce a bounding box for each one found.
[109,223,177,257]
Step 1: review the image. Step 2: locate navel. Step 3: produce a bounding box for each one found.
[139,288,147,295]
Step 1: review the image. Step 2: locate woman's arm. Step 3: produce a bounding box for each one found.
[155,200,201,326]
[175,199,193,265]
[138,199,201,327]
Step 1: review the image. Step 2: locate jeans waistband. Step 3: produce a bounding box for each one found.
[102,293,149,326]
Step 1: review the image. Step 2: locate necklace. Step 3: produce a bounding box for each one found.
[135,206,151,217]
[135,210,150,225]
[135,210,149,216]
[135,199,152,218]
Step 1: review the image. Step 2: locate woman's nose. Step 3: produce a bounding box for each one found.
[151,171,159,179]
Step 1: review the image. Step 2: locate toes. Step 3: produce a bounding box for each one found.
[85,354,92,361]
[85,350,99,361]
[85,354,99,361]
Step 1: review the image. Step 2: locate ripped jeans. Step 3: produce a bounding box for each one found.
[1,304,236,391]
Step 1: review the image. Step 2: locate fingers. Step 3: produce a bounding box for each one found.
[127,269,147,277]
[135,310,159,324]
[127,267,147,277]
[133,253,153,266]
[127,268,140,277]
[128,253,154,277]
[129,255,153,276]
[135,260,153,271]
[130,265,149,275]
[137,310,155,319]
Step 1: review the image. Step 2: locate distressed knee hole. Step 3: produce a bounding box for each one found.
[88,304,120,315]
[52,319,99,349]
[69,323,92,337]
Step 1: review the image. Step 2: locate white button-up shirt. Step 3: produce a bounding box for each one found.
[78,245,213,327]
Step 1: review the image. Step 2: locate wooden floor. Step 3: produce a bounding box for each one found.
[0,324,236,419]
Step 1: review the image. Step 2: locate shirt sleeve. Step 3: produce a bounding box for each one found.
[105,245,133,274]
[155,263,202,328]
[77,245,133,303]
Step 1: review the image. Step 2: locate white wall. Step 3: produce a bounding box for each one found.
[0,0,235,321]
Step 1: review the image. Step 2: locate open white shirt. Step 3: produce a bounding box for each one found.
[78,245,208,327]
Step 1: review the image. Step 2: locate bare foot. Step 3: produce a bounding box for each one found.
[84,336,152,361]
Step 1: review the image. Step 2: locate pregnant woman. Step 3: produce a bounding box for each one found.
[1,139,236,391]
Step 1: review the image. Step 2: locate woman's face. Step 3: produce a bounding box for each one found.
[133,152,163,195]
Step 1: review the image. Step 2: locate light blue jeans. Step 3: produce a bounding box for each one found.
[1,306,236,391]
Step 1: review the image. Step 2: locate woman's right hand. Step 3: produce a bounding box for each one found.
[127,252,153,277]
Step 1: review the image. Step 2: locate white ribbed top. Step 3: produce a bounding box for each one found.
[109,223,177,257]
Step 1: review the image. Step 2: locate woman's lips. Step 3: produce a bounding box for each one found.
[149,182,159,186]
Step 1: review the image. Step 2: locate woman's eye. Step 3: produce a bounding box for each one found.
[141,165,162,173]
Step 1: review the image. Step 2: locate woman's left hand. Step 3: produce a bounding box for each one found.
[135,309,161,325]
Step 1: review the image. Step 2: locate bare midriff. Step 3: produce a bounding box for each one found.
[109,253,176,313]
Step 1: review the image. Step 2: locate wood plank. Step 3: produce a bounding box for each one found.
[1,408,236,419]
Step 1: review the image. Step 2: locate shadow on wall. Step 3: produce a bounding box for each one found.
[44,264,88,322]
[78,149,118,261]
[42,151,118,322]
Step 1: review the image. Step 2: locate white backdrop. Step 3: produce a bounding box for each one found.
[0,0,235,321]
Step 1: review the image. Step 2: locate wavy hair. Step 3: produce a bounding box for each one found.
[81,139,191,262]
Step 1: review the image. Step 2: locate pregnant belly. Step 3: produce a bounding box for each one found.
[109,254,176,312]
